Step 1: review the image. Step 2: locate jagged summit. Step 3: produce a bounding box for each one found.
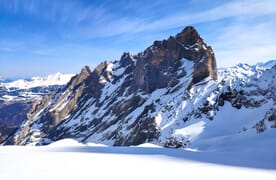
[120,52,134,67]
[121,26,217,92]
[176,26,202,45]
[80,66,91,74]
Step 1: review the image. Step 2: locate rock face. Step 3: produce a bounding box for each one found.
[7,27,275,148]
[132,26,217,93]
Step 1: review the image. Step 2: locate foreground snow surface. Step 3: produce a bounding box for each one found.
[0,139,275,180]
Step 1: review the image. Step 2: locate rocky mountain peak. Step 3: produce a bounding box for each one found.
[120,52,134,67]
[65,66,91,92]
[6,26,221,146]
[176,26,202,46]
[80,65,91,75]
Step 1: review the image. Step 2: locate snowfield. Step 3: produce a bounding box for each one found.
[0,139,275,180]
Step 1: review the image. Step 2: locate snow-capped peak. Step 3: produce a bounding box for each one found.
[262,59,276,69]
[3,73,75,90]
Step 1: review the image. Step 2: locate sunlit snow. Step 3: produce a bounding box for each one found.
[3,72,75,89]
[0,138,275,180]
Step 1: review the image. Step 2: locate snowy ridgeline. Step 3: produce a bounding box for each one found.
[0,138,275,180]
[1,72,75,90]
[0,73,75,102]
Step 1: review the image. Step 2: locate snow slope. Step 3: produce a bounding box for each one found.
[0,139,275,180]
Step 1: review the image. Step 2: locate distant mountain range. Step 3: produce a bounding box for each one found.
[1,27,275,152]
[0,72,74,101]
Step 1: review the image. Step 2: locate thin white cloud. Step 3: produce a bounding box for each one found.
[212,19,276,67]
[0,47,14,52]
[0,0,110,25]
[54,0,274,45]
[214,21,276,49]
[157,0,276,31]
[0,40,25,52]
[216,45,276,67]
[2,0,276,35]
[2,0,275,36]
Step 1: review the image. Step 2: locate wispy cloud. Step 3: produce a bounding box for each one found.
[0,0,110,25]
[141,0,276,31]
[2,0,275,37]
[0,47,14,52]
[0,40,25,53]
[67,0,276,38]
[212,18,276,66]
[70,0,276,67]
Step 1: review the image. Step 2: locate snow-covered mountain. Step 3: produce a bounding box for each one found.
[0,73,74,143]
[4,27,276,151]
[2,72,74,90]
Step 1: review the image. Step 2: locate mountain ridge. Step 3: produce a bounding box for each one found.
[3,27,276,149]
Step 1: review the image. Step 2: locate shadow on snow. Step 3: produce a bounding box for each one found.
[47,145,276,170]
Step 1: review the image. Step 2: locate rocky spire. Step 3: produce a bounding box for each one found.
[176,26,203,46]
[80,65,91,75]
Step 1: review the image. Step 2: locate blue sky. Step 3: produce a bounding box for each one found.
[0,0,275,79]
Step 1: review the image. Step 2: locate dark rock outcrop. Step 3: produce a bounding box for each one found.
[0,101,31,144]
